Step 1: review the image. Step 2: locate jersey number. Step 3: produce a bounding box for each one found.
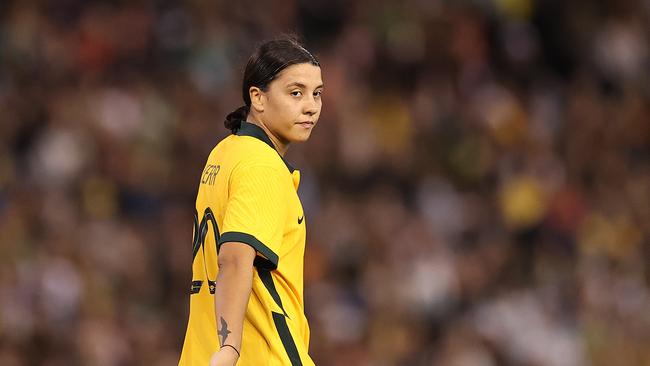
[190,207,220,295]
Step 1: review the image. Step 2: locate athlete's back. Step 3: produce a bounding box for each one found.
[179,123,314,366]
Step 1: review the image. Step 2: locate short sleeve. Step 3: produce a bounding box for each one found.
[219,163,288,270]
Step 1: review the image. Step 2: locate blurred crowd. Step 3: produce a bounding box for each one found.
[1,0,649,365]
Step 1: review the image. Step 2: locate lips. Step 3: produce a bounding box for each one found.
[296,121,315,127]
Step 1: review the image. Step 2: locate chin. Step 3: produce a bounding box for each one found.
[291,134,312,143]
[289,129,314,143]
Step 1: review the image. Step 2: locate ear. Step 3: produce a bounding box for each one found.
[249,87,265,113]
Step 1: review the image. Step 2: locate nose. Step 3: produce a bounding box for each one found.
[303,96,320,116]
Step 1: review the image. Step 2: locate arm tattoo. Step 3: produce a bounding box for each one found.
[217,317,232,345]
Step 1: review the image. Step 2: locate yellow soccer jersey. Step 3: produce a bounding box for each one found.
[179,122,314,366]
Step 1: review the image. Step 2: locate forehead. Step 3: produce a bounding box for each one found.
[273,63,322,88]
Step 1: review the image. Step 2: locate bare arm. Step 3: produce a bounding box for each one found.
[209,242,256,366]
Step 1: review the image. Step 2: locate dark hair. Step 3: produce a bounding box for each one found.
[225,37,320,133]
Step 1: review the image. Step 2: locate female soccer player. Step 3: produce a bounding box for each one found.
[178,38,323,366]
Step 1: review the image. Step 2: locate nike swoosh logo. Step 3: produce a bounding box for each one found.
[298,216,304,224]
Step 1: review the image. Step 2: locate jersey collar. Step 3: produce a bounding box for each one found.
[236,121,296,173]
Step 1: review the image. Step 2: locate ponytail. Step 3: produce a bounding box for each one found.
[225,105,249,133]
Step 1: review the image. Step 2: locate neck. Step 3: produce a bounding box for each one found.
[246,115,289,156]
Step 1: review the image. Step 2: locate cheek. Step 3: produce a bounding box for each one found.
[266,97,285,117]
[274,98,302,119]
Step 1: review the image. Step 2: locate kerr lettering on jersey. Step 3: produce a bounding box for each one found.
[201,164,220,185]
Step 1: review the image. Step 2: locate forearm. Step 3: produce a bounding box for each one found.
[214,255,254,351]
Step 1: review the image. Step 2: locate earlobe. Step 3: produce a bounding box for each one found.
[249,87,265,113]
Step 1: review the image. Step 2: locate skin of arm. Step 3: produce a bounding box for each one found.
[209,242,256,366]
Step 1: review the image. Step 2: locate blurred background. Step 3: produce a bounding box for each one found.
[0,0,649,365]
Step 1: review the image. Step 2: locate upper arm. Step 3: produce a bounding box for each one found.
[218,241,256,268]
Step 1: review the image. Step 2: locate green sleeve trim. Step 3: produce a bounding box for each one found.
[218,231,279,270]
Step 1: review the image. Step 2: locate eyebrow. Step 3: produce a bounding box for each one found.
[286,82,324,89]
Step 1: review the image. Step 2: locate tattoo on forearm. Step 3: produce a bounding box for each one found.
[218,317,232,345]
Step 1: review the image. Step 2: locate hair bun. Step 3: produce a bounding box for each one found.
[225,105,250,133]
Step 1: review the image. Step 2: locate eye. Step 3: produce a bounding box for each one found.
[314,90,323,98]
[290,90,302,97]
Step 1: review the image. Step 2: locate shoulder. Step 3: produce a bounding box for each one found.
[205,133,291,187]
[207,134,278,166]
[228,154,291,199]
[237,137,287,171]
[217,136,288,185]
